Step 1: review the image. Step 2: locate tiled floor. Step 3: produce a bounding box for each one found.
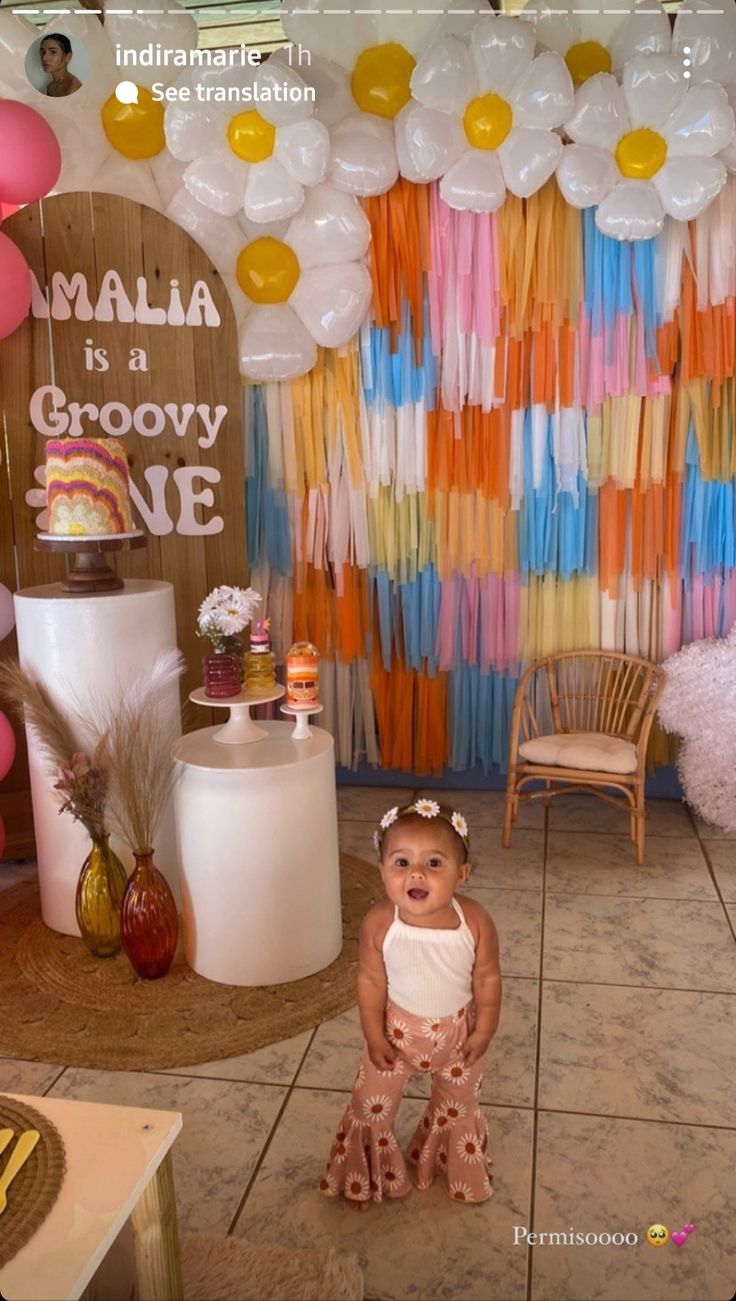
[2,788,735,1301]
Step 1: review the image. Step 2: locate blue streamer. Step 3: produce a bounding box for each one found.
[244,387,291,576]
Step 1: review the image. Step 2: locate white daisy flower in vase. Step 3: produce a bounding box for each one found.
[556,54,735,240]
[519,0,670,89]
[164,60,330,223]
[672,0,736,174]
[397,14,574,211]
[280,0,491,196]
[414,798,440,818]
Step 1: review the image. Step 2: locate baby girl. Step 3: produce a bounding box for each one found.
[319,798,501,1206]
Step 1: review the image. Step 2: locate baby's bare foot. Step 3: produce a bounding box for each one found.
[347,1198,371,1211]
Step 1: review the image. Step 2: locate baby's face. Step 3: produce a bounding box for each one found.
[379,817,469,921]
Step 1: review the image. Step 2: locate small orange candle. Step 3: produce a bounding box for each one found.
[286,640,320,708]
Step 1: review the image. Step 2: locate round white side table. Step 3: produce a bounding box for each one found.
[14,580,181,935]
[189,685,284,744]
[172,720,342,986]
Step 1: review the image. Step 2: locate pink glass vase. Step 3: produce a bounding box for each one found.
[120,850,178,980]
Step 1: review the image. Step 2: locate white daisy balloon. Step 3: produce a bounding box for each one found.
[519,0,670,87]
[672,0,736,88]
[0,4,196,202]
[170,182,371,381]
[557,56,735,240]
[164,62,330,223]
[280,0,490,196]
[398,15,573,212]
[672,0,736,174]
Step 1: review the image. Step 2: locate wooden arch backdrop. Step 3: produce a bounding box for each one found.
[0,192,245,835]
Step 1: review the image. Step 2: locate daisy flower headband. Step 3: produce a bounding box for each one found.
[373,800,470,857]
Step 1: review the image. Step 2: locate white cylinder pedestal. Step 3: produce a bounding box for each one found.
[172,720,342,985]
[14,580,181,936]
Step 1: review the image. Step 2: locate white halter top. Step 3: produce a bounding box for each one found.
[382,897,476,1018]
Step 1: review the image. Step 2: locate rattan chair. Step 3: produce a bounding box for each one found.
[503,651,665,864]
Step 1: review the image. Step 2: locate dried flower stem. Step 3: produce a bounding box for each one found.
[94,649,185,853]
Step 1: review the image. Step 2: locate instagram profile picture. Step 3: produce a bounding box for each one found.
[25,32,90,99]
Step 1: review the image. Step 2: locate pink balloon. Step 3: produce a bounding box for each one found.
[0,102,61,204]
[0,712,15,782]
[0,202,19,223]
[0,232,31,340]
[0,585,14,641]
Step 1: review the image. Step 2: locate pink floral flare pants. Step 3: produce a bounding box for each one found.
[319,1000,493,1205]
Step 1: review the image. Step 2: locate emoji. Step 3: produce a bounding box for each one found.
[646,1224,669,1247]
[672,1232,687,1247]
[684,1224,695,1234]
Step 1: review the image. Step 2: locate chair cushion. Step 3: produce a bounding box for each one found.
[518,732,638,775]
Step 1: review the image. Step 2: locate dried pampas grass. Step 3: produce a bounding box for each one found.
[0,659,79,770]
[95,649,185,853]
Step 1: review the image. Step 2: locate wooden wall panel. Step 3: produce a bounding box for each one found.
[0,193,245,814]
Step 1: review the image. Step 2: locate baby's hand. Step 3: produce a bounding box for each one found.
[461,1030,491,1065]
[367,1035,397,1072]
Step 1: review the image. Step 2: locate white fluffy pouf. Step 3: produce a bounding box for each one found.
[658,622,736,831]
[181,1235,364,1301]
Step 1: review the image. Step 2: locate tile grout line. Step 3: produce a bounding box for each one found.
[538,976,736,996]
[225,1024,320,1237]
[529,1104,736,1133]
[525,802,548,1301]
[42,1065,66,1096]
[469,886,732,903]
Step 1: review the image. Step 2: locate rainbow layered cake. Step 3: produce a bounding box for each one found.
[45,437,134,536]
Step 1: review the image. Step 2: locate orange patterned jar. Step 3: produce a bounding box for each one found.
[286,641,320,708]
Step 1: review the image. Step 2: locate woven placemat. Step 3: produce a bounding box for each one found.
[0,1095,66,1270]
[0,854,380,1072]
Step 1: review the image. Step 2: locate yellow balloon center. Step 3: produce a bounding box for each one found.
[463,94,513,151]
[615,128,667,180]
[227,110,275,163]
[100,86,165,160]
[351,43,416,119]
[236,237,300,304]
[564,41,612,86]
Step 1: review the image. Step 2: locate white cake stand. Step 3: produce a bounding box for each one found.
[190,684,285,744]
[280,702,323,740]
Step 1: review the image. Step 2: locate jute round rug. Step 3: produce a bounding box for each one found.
[0,854,380,1072]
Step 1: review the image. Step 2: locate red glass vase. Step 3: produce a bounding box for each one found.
[120,850,178,980]
[202,644,242,699]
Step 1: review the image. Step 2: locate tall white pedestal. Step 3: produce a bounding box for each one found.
[14,580,181,936]
[173,721,342,985]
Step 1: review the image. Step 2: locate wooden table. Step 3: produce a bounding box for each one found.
[0,1093,183,1301]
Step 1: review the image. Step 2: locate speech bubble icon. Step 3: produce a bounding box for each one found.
[115,81,138,105]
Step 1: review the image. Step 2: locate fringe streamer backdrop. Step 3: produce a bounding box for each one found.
[244,178,736,776]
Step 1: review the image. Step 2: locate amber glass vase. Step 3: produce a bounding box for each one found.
[75,836,127,958]
[120,849,178,980]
